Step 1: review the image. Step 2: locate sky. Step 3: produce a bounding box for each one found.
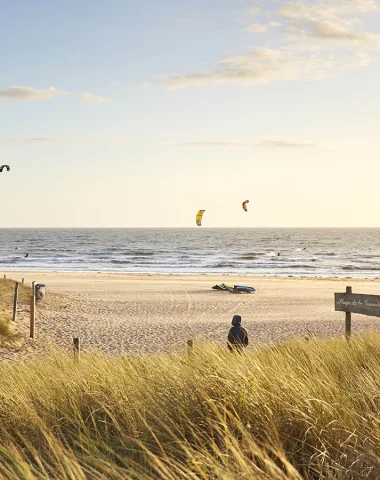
[1,0,380,228]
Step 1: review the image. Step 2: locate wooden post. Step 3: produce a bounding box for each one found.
[3,274,6,279]
[32,281,36,296]
[30,295,35,339]
[345,286,352,340]
[187,339,194,357]
[73,337,80,362]
[12,282,19,321]
[22,278,24,284]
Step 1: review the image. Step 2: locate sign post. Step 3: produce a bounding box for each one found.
[335,287,380,340]
[345,286,352,339]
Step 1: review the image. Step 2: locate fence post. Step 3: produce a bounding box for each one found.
[187,339,194,357]
[73,337,81,363]
[22,278,24,284]
[345,286,352,340]
[30,295,35,338]
[3,274,6,279]
[12,282,19,321]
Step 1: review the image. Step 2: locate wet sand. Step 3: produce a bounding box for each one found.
[2,272,380,361]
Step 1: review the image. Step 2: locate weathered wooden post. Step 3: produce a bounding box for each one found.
[12,282,19,321]
[22,278,24,284]
[30,294,35,339]
[73,337,81,362]
[3,274,6,279]
[335,286,380,340]
[187,339,194,357]
[345,286,352,340]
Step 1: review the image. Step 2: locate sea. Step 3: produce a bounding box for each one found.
[0,228,379,278]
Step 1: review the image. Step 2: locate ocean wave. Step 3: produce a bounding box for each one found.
[110,260,133,265]
[211,263,242,269]
[288,264,317,269]
[341,265,380,271]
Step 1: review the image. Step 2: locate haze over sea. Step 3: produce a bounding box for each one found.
[0,228,379,278]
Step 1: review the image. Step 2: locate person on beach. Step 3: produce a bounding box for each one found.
[227,315,249,352]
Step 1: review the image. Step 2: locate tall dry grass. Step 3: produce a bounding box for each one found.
[0,335,380,478]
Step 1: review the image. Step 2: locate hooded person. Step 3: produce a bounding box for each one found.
[227,315,249,352]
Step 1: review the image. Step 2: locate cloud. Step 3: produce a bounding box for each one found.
[256,140,317,148]
[247,5,262,15]
[278,0,378,22]
[0,137,54,143]
[176,140,317,148]
[163,0,379,89]
[165,47,372,89]
[0,136,132,144]
[0,86,109,103]
[246,21,281,32]
[0,137,317,149]
[288,20,380,47]
[280,0,380,48]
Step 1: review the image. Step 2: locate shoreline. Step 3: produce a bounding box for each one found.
[2,269,380,282]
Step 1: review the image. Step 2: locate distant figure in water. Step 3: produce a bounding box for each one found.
[276,252,280,256]
[302,247,306,251]
[228,315,249,352]
[24,253,29,258]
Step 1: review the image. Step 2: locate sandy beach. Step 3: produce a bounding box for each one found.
[2,272,380,361]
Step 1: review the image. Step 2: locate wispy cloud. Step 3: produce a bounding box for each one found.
[289,20,380,47]
[0,137,54,143]
[278,0,378,22]
[247,5,262,16]
[0,137,317,148]
[0,136,132,144]
[164,0,380,89]
[256,140,317,148]
[0,86,109,103]
[177,140,318,148]
[166,47,371,89]
[246,21,281,32]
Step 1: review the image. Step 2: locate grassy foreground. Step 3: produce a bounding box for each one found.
[0,336,380,479]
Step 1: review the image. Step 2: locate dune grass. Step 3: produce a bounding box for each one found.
[0,278,31,342]
[0,336,380,478]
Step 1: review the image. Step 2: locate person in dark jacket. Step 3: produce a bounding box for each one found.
[227,315,248,352]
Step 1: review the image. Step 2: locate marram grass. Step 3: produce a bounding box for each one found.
[0,336,380,478]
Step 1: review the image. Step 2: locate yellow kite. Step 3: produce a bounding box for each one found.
[196,210,205,226]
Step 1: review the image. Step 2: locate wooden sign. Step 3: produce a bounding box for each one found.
[335,292,380,318]
[335,286,380,339]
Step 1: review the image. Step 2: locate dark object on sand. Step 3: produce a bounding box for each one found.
[212,283,256,294]
[228,315,249,352]
[212,283,233,291]
[24,253,29,258]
